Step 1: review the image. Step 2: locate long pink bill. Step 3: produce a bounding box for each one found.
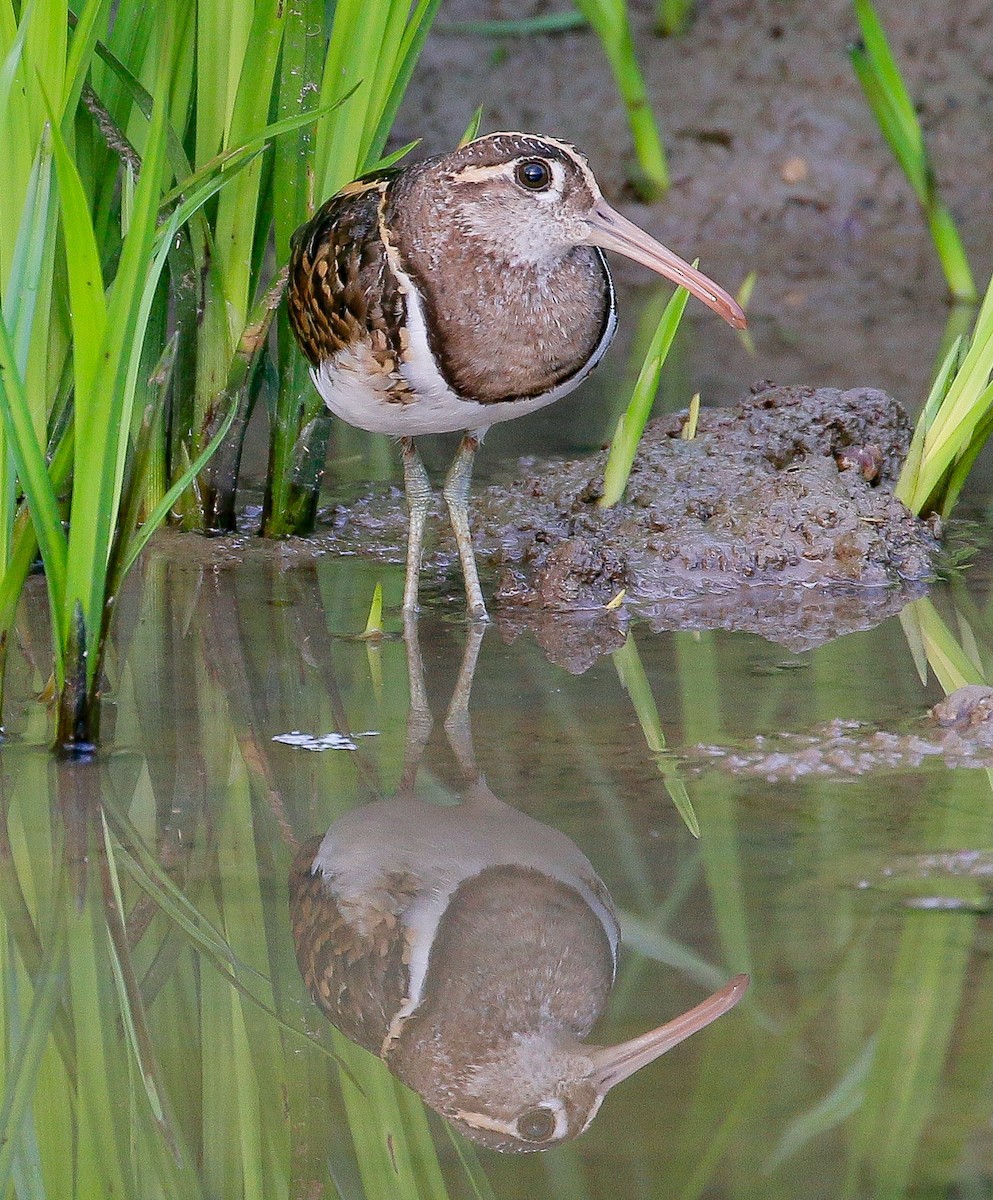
[584,201,747,330]
[590,973,749,1094]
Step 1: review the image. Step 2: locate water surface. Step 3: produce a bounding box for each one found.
[3,520,993,1198]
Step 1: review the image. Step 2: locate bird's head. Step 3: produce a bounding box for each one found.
[405,131,745,329]
[431,973,749,1153]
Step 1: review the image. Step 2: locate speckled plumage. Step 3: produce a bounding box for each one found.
[287,135,616,436]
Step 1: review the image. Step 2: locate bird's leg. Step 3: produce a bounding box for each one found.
[400,436,433,615]
[443,434,488,621]
[443,621,487,780]
[399,609,433,790]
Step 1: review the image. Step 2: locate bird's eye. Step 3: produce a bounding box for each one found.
[516,1106,558,1143]
[515,160,552,191]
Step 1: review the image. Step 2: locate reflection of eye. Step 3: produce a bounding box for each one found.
[516,1106,558,1142]
[515,160,552,191]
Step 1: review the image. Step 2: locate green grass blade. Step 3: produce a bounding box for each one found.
[85,23,195,188]
[2,76,52,370]
[0,312,67,621]
[0,889,69,1198]
[613,633,699,836]
[47,97,107,404]
[99,811,169,1133]
[118,390,238,577]
[444,1124,499,1200]
[656,0,694,36]
[900,272,993,511]
[851,0,924,171]
[62,23,172,682]
[937,398,993,518]
[1,130,56,578]
[572,0,668,198]
[894,333,966,505]
[438,12,586,35]
[159,97,351,213]
[927,201,977,304]
[459,105,483,146]
[600,282,691,506]
[365,139,421,174]
[850,0,976,302]
[63,0,110,124]
[365,0,444,167]
[905,598,984,691]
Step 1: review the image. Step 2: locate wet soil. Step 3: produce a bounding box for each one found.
[482,382,937,600]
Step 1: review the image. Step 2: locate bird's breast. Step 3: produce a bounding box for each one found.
[397,238,616,407]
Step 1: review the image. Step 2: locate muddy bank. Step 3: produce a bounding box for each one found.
[159,386,942,654]
[482,382,937,602]
[221,382,940,654]
[480,382,941,651]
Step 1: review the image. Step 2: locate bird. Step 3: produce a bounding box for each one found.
[289,780,748,1152]
[286,131,746,620]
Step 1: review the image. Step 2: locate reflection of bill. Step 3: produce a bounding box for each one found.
[289,625,746,1153]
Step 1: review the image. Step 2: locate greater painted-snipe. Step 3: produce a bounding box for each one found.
[287,132,745,619]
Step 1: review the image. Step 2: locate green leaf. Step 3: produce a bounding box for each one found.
[458,105,483,146]
[0,310,68,631]
[47,100,107,403]
[600,282,691,506]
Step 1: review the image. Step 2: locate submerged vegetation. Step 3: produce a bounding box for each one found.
[4,553,993,1197]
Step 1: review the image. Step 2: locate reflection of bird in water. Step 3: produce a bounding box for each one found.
[286,132,745,619]
[289,623,747,1152]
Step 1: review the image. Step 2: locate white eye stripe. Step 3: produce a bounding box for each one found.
[452,1097,569,1144]
[451,159,567,199]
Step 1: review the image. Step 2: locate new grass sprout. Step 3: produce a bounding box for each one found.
[600,278,692,506]
[896,270,993,516]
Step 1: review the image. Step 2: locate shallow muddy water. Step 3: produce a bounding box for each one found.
[3,507,993,1197]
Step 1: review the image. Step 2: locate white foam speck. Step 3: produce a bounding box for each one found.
[272,730,379,752]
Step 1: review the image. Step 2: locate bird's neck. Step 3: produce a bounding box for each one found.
[385,177,613,404]
[387,866,614,1101]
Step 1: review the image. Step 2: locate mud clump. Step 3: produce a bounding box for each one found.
[686,686,993,784]
[479,384,938,622]
[929,686,993,734]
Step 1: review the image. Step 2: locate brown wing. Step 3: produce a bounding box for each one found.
[286,178,407,370]
[288,837,416,1055]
